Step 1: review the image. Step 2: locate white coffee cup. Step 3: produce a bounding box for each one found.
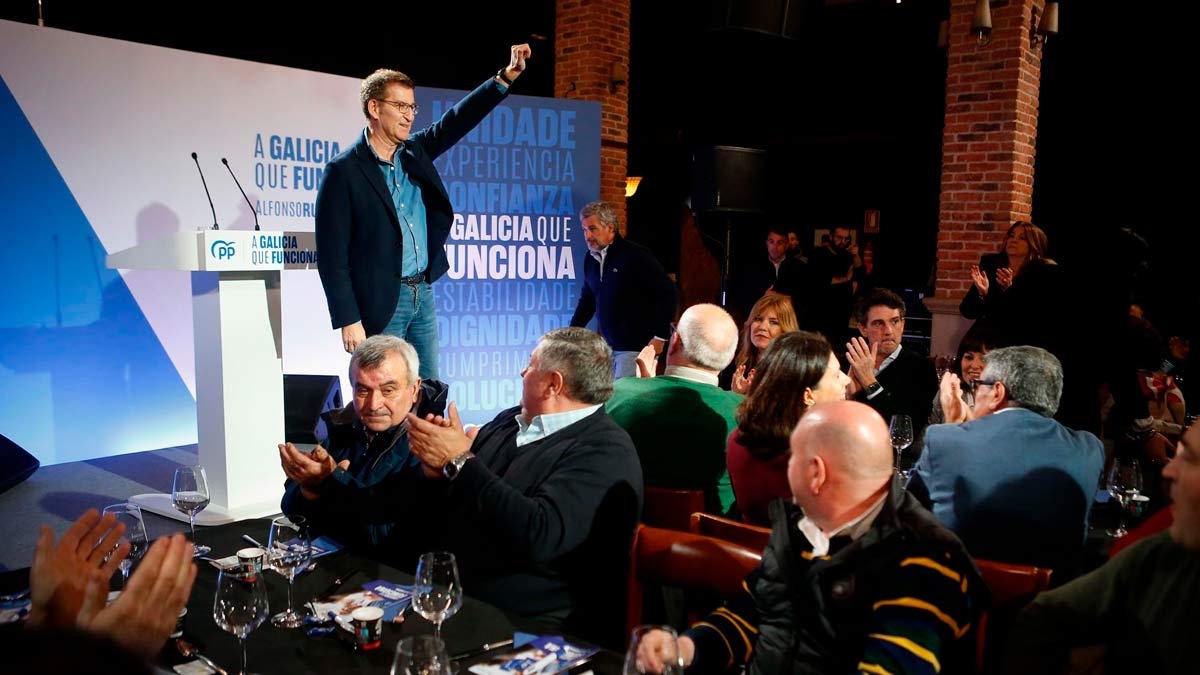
[350,606,384,649]
[236,547,265,575]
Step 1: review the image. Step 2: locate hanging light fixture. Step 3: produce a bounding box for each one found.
[971,0,993,47]
[1032,2,1059,48]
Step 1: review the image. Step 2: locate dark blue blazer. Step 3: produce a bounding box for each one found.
[908,408,1105,574]
[315,79,508,334]
[853,346,938,444]
[732,255,809,322]
[569,235,677,352]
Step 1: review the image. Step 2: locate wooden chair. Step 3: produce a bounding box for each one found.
[625,524,763,636]
[974,558,1053,673]
[688,512,771,551]
[642,486,705,531]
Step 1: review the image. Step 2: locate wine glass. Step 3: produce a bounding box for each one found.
[889,415,914,471]
[214,567,269,675]
[624,625,684,675]
[1106,458,1143,538]
[412,552,462,642]
[102,503,148,588]
[172,466,211,557]
[268,516,311,628]
[390,635,453,675]
[934,353,954,380]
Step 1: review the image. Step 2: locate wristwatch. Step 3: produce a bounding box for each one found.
[442,451,475,481]
[862,382,883,398]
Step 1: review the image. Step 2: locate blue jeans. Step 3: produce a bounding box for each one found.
[612,350,639,380]
[383,281,439,381]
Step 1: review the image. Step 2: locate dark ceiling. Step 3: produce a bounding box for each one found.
[2,0,1193,329]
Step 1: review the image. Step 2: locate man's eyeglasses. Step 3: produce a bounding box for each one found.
[974,379,998,388]
[376,99,420,116]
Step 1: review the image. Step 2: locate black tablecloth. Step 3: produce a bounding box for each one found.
[4,518,621,674]
[170,518,622,674]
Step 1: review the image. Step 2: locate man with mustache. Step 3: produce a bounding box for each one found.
[809,225,861,346]
[279,335,444,549]
[279,328,642,646]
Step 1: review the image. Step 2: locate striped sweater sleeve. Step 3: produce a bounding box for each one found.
[857,552,976,675]
[683,570,761,674]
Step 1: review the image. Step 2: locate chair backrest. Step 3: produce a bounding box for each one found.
[626,524,763,636]
[974,558,1052,673]
[689,512,771,551]
[642,486,706,531]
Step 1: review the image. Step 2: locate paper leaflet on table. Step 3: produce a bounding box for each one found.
[0,597,30,625]
[309,579,411,632]
[468,636,599,675]
[204,534,346,569]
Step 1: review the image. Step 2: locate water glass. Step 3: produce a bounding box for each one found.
[101,503,148,588]
[624,625,684,675]
[390,635,452,675]
[412,552,462,642]
[889,414,914,470]
[214,567,269,675]
[172,466,212,557]
[1107,458,1143,538]
[268,516,311,627]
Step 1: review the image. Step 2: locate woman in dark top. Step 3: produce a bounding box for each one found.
[959,221,1063,352]
[929,323,991,426]
[728,294,799,394]
[726,331,851,526]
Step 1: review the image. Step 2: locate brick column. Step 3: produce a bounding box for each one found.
[555,0,630,231]
[927,0,1045,354]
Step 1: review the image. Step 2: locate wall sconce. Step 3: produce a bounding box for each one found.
[625,177,642,198]
[610,61,627,93]
[971,0,993,47]
[1032,2,1059,47]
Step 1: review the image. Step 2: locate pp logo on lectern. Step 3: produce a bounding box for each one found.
[210,240,236,260]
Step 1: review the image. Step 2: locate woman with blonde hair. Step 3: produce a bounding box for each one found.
[729,294,799,394]
[959,221,1064,352]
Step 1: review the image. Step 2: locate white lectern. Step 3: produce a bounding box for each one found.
[107,230,318,524]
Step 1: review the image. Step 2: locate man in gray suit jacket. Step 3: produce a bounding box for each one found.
[908,346,1104,576]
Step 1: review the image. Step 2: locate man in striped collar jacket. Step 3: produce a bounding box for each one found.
[638,401,986,675]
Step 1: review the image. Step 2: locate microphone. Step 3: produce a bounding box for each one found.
[191,152,219,230]
[221,157,260,231]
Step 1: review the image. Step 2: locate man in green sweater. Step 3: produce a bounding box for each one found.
[1003,420,1200,675]
[606,303,741,514]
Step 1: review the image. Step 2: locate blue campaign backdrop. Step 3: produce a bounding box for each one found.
[425,91,599,424]
[0,76,198,464]
[0,49,599,465]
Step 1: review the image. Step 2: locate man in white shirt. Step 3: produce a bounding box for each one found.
[569,201,677,379]
[635,401,984,675]
[845,288,937,459]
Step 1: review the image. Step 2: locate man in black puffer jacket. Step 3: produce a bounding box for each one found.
[639,401,987,675]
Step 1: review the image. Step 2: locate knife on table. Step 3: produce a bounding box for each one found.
[450,638,515,661]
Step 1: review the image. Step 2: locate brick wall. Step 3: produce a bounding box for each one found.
[556,0,630,229]
[936,0,1044,301]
